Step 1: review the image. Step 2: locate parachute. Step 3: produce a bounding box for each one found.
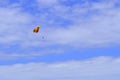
[33,25,44,39]
[33,26,40,33]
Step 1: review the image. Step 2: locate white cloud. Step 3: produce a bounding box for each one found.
[37,0,58,5]
[0,56,120,80]
[33,0,120,48]
[0,47,64,60]
[0,0,120,49]
[0,4,33,45]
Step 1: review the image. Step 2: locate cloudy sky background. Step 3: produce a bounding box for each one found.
[0,0,120,79]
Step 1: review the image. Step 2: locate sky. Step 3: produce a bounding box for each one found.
[0,0,120,79]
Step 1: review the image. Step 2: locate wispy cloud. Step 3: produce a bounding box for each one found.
[0,56,120,80]
[0,0,120,59]
[0,0,120,48]
[28,0,120,47]
[0,3,33,44]
[37,0,58,6]
[0,47,64,60]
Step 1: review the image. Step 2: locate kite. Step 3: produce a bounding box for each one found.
[33,26,40,33]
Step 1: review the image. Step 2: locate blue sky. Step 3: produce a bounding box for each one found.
[0,0,120,80]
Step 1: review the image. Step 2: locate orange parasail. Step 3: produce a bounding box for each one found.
[33,26,40,33]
